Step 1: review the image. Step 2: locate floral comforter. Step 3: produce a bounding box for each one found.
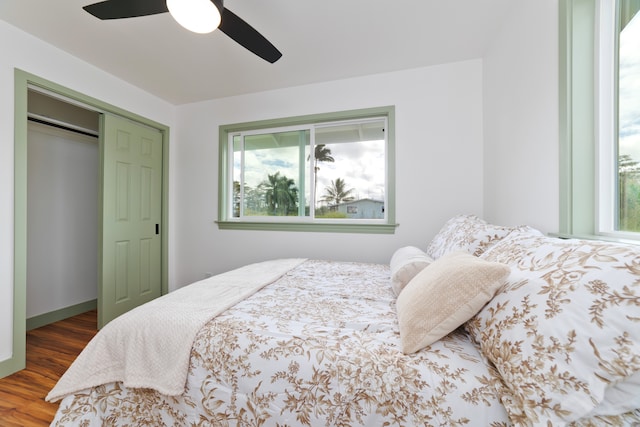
[52,259,510,426]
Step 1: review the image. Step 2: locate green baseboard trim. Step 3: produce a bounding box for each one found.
[0,351,25,380]
[26,299,97,331]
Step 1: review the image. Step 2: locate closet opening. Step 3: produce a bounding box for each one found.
[26,89,100,330]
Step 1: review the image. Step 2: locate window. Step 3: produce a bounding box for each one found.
[559,0,640,240]
[615,2,640,232]
[217,106,396,233]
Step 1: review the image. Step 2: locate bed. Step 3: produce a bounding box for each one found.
[48,258,512,426]
[47,215,640,426]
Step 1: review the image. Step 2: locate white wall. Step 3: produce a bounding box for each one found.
[0,20,175,363]
[27,123,98,318]
[482,0,560,233]
[173,60,486,287]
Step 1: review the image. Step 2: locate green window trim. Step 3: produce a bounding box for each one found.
[559,0,598,237]
[217,106,398,234]
[559,0,640,241]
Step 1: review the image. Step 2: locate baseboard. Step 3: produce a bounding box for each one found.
[26,299,97,331]
[0,351,25,380]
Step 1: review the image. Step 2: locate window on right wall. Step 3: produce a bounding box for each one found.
[614,2,640,232]
[559,0,640,240]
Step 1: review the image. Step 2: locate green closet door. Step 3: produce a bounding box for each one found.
[99,113,163,328]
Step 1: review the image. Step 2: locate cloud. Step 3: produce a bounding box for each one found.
[618,12,640,162]
[315,140,385,202]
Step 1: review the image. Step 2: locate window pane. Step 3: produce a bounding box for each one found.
[617,6,640,231]
[232,135,242,217]
[314,120,386,219]
[233,130,310,217]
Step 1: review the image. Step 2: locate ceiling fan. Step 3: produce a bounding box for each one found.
[82,0,282,63]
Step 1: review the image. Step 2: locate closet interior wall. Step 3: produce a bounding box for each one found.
[26,90,100,321]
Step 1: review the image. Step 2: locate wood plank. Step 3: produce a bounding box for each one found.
[0,310,97,427]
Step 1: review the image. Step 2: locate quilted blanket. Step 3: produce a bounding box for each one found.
[46,258,306,402]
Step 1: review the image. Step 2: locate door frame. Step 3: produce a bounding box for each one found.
[2,69,170,378]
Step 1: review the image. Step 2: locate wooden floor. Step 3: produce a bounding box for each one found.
[0,310,97,427]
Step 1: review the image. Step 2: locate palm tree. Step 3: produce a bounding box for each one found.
[232,180,242,217]
[322,177,355,206]
[309,144,334,205]
[619,154,640,230]
[260,172,299,216]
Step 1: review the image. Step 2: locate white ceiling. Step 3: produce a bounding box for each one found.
[0,0,515,105]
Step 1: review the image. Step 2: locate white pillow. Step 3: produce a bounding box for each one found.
[389,246,432,296]
[425,214,514,260]
[396,251,510,354]
[468,234,640,423]
[587,370,640,416]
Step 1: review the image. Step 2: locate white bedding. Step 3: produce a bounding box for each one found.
[47,258,306,402]
[51,259,511,426]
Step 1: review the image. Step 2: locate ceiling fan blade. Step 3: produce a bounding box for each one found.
[219,8,282,63]
[83,0,168,20]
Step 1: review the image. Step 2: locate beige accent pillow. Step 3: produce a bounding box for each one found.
[389,246,433,296]
[396,251,510,354]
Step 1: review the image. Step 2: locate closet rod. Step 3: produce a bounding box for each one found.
[27,113,99,138]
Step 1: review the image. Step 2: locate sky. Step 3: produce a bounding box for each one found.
[618,11,640,164]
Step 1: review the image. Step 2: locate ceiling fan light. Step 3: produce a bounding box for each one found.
[166,0,222,34]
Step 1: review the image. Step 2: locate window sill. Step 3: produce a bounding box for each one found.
[549,232,640,246]
[216,220,399,234]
